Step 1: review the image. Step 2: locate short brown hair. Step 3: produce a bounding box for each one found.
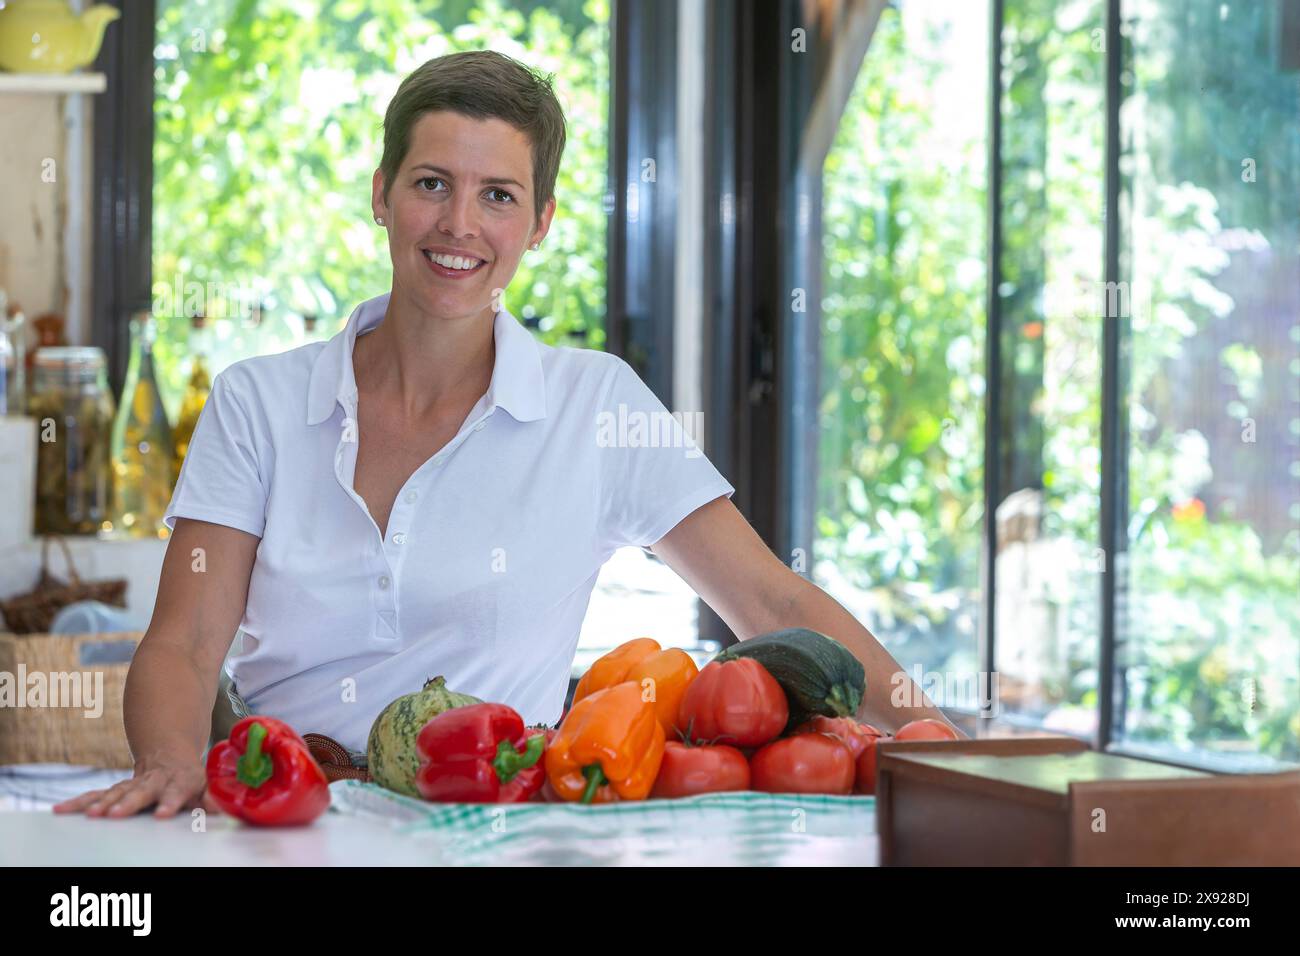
[380,50,567,223]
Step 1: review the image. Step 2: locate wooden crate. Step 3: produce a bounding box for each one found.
[876,735,1300,866]
[0,631,140,768]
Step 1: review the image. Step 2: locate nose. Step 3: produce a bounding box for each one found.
[437,188,480,239]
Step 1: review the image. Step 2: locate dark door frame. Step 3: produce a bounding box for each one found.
[91,0,157,397]
[606,0,678,401]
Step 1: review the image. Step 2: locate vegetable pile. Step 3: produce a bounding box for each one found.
[367,627,961,805]
[201,629,963,825]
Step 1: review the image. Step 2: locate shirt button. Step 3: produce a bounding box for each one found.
[378,575,391,590]
[392,532,407,545]
[433,456,446,467]
[404,490,418,503]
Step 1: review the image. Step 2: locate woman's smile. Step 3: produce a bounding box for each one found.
[421,246,489,280]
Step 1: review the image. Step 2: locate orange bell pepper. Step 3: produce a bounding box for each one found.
[572,637,661,704]
[625,648,698,737]
[545,681,666,803]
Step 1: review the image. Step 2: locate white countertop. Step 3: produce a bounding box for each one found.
[0,807,465,866]
[0,765,879,866]
[2,777,880,866]
[0,806,879,866]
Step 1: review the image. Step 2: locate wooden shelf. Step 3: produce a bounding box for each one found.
[0,72,106,94]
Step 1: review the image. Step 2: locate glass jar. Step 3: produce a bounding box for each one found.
[30,347,116,535]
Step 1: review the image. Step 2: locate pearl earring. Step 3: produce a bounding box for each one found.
[530,242,540,250]
[375,217,385,226]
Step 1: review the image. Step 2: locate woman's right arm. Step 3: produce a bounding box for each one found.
[52,517,259,819]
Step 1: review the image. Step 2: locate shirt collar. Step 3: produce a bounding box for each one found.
[306,292,547,426]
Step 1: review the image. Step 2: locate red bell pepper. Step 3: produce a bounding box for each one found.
[205,716,331,826]
[415,703,548,803]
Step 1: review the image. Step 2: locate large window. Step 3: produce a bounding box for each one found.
[807,0,1298,766]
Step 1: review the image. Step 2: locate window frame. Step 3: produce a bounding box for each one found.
[695,0,822,648]
[607,0,678,400]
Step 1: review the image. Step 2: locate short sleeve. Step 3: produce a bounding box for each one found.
[597,358,735,550]
[164,372,269,538]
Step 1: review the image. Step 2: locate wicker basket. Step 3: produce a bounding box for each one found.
[0,631,140,768]
[0,536,128,635]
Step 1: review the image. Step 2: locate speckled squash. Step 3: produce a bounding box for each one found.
[366,676,481,797]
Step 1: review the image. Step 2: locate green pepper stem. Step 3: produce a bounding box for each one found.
[235,721,274,788]
[580,764,606,804]
[493,733,545,784]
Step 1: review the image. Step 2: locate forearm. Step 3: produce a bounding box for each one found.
[759,576,962,735]
[123,639,216,770]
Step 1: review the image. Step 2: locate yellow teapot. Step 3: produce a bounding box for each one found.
[0,0,121,74]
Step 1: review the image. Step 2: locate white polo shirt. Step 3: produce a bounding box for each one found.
[164,292,734,753]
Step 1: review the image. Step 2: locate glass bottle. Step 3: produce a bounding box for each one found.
[110,313,175,538]
[172,310,212,485]
[30,347,116,534]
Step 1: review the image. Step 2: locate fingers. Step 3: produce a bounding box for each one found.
[152,778,196,818]
[51,789,108,813]
[94,769,199,818]
[92,777,160,818]
[51,768,210,819]
[82,779,141,817]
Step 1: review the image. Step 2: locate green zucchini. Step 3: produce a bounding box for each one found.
[714,628,864,729]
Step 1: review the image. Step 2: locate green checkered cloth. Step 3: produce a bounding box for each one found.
[329,780,879,865]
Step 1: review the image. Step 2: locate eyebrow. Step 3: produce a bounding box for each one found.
[411,164,526,190]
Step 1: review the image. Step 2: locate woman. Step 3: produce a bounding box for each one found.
[56,50,956,820]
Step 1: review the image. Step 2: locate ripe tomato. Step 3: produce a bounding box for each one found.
[895,718,960,741]
[677,659,788,748]
[794,716,882,762]
[750,733,855,795]
[650,741,750,798]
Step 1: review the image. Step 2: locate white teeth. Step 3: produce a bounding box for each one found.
[424,250,482,271]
